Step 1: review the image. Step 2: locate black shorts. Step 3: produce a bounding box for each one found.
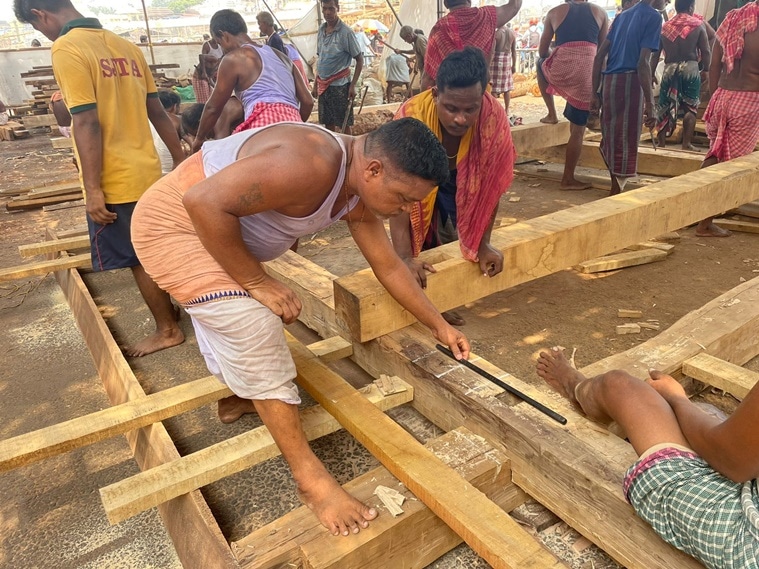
[564,102,590,127]
[318,83,353,129]
[87,201,140,271]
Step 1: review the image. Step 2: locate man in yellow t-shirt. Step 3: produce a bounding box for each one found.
[15,0,186,357]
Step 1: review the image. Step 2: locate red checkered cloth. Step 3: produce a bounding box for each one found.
[661,13,704,42]
[424,6,498,82]
[489,51,513,94]
[541,41,597,111]
[315,68,350,96]
[716,2,759,74]
[192,78,212,104]
[232,102,302,134]
[704,87,759,162]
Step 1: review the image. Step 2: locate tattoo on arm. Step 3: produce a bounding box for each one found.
[238,183,264,211]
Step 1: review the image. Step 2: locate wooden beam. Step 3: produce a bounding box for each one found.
[51,136,74,149]
[511,120,570,152]
[287,332,567,569]
[48,230,238,569]
[528,140,703,176]
[263,255,712,569]
[682,353,759,400]
[6,193,83,211]
[349,326,704,569]
[581,276,759,381]
[715,218,759,234]
[576,249,668,273]
[233,427,527,569]
[334,152,759,342]
[19,235,89,258]
[21,114,58,128]
[306,336,353,362]
[0,376,230,473]
[99,380,413,525]
[0,253,91,282]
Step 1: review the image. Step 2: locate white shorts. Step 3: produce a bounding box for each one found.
[185,297,300,404]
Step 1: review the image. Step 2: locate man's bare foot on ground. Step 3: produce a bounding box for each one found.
[540,114,558,124]
[298,469,378,536]
[442,310,465,326]
[683,144,697,151]
[695,222,731,237]
[536,347,586,407]
[560,178,592,191]
[124,327,184,357]
[218,395,258,424]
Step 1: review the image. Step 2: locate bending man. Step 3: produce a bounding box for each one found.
[131,119,469,536]
[391,48,515,325]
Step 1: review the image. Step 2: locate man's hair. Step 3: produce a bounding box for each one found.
[443,0,469,9]
[400,25,413,36]
[675,0,694,13]
[210,9,247,38]
[257,11,276,27]
[181,103,204,135]
[320,0,339,8]
[158,90,181,110]
[14,0,72,23]
[436,47,489,93]
[365,118,449,186]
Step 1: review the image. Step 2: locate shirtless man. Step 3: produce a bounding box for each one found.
[538,0,608,190]
[537,347,759,568]
[182,99,244,141]
[695,0,759,237]
[490,26,516,114]
[653,0,710,150]
[131,118,469,536]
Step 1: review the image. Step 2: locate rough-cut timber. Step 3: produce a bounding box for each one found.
[49,229,238,569]
[334,153,759,342]
[528,140,703,176]
[0,375,230,472]
[577,249,668,273]
[19,235,89,258]
[0,253,91,282]
[99,381,413,525]
[287,332,566,569]
[581,276,759,380]
[682,353,759,400]
[233,428,527,569]
[714,218,759,234]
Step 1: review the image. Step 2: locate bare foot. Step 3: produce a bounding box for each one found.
[682,144,697,152]
[540,114,558,124]
[218,395,258,424]
[560,178,592,191]
[124,326,184,357]
[442,310,465,326]
[536,347,586,406]
[298,469,378,536]
[695,222,731,237]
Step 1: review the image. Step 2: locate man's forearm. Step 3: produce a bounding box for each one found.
[351,57,363,87]
[637,59,654,105]
[389,213,414,259]
[195,104,224,146]
[591,56,603,98]
[72,114,103,195]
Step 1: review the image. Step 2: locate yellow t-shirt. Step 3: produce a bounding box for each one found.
[52,19,161,204]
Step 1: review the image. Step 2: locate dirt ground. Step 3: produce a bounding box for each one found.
[1,97,757,569]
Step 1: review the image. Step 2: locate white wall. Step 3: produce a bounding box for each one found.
[0,43,204,106]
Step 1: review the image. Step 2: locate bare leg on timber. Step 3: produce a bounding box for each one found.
[255,398,378,535]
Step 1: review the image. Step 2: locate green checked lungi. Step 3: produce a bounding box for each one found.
[624,445,759,569]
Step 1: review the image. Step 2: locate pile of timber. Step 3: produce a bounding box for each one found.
[0,121,29,141]
[21,66,59,117]
[3,180,82,213]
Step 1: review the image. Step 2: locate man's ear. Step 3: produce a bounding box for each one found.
[364,158,383,181]
[30,8,46,22]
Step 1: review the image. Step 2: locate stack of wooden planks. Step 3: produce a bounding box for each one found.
[3,180,82,212]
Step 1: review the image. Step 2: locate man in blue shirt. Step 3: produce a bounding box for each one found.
[312,0,363,133]
[591,0,666,194]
